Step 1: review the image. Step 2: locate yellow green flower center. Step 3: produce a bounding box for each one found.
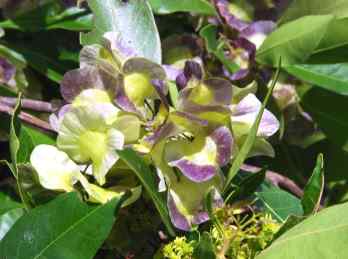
[124,72,154,106]
[79,130,107,162]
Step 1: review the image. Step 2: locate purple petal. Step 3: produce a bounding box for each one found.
[122,57,166,80]
[210,126,234,166]
[232,94,280,137]
[240,21,276,49]
[103,32,137,61]
[0,57,16,84]
[169,159,217,183]
[151,79,169,108]
[144,122,177,147]
[60,66,103,103]
[167,193,191,231]
[163,64,182,81]
[49,104,71,132]
[214,0,249,31]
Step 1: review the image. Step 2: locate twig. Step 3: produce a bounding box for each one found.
[0,103,54,132]
[0,97,57,113]
[241,164,304,198]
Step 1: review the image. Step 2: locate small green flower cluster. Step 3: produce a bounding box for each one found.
[212,206,280,258]
[162,237,195,259]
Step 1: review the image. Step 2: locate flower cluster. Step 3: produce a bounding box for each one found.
[30,30,279,231]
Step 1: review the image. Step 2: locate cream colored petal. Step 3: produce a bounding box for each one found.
[30,145,80,192]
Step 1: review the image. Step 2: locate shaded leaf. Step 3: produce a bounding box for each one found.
[301,87,348,152]
[117,148,175,236]
[149,0,216,15]
[225,169,266,203]
[301,154,324,215]
[280,0,348,24]
[0,6,93,32]
[257,184,303,223]
[81,0,161,64]
[256,202,348,259]
[285,63,348,95]
[0,192,123,259]
[193,232,216,259]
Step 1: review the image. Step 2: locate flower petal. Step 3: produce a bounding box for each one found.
[231,93,279,137]
[165,136,218,182]
[57,104,124,185]
[60,66,103,103]
[30,145,80,192]
[167,176,223,231]
[240,21,276,49]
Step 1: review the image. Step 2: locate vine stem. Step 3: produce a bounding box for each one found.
[0,102,54,132]
[0,96,57,113]
[241,164,304,198]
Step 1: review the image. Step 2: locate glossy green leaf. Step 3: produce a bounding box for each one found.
[0,192,123,259]
[0,208,23,241]
[301,87,348,151]
[257,15,334,66]
[280,0,348,24]
[301,154,324,215]
[257,184,303,223]
[256,202,348,259]
[285,63,348,95]
[193,232,215,259]
[81,0,161,64]
[200,24,240,74]
[117,148,175,236]
[223,60,281,193]
[259,15,348,66]
[149,0,216,15]
[0,192,24,241]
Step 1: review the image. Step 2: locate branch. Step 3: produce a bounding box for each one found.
[0,103,54,132]
[0,97,57,113]
[241,164,304,198]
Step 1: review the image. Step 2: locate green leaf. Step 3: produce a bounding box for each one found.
[0,2,92,32]
[0,192,24,240]
[285,63,348,95]
[301,154,324,215]
[259,15,348,66]
[0,192,23,216]
[149,0,216,15]
[256,202,348,259]
[81,0,161,64]
[204,188,223,235]
[0,192,123,259]
[200,24,240,73]
[117,148,175,236]
[193,232,216,259]
[223,60,281,193]
[257,184,303,223]
[225,169,266,203]
[17,126,55,164]
[9,93,22,178]
[280,0,348,24]
[301,87,348,151]
[9,95,33,210]
[0,208,23,241]
[271,215,305,241]
[257,15,334,66]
